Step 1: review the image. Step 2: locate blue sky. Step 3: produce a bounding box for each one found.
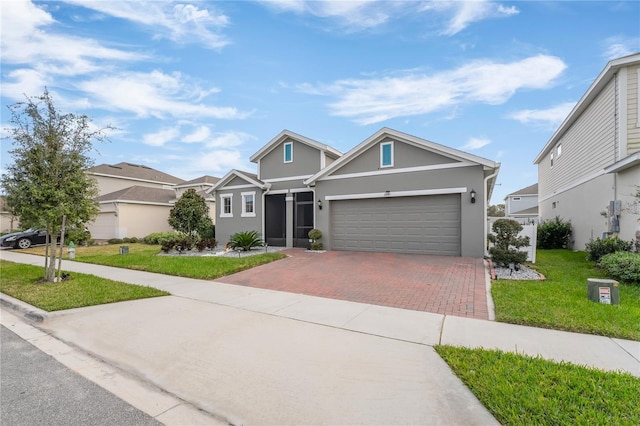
[1,0,639,204]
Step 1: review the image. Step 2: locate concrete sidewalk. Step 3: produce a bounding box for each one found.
[2,250,639,425]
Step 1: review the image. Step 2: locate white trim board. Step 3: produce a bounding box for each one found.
[263,175,313,183]
[325,187,467,201]
[314,162,475,182]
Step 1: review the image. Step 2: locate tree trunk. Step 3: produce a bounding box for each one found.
[56,216,66,281]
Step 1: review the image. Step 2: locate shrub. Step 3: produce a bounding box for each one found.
[196,238,217,252]
[66,227,91,245]
[107,238,124,245]
[308,228,323,250]
[585,236,633,262]
[537,216,572,249]
[488,219,530,267]
[198,222,215,239]
[598,252,640,284]
[122,237,139,244]
[228,230,264,251]
[143,232,181,245]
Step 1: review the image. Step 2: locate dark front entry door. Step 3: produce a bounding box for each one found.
[294,192,314,248]
[265,194,286,246]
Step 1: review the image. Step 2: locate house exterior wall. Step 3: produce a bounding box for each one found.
[314,164,486,257]
[0,213,19,233]
[117,204,173,238]
[332,139,457,176]
[259,139,322,181]
[538,60,640,249]
[215,187,263,247]
[92,175,170,195]
[506,195,537,216]
[627,66,640,152]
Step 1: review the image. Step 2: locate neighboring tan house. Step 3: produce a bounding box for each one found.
[172,175,220,224]
[534,53,640,250]
[87,162,219,240]
[211,128,500,257]
[504,183,539,223]
[0,196,19,233]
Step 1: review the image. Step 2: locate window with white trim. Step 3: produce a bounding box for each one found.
[380,141,394,168]
[220,194,233,218]
[284,142,293,163]
[550,152,554,168]
[556,143,562,157]
[241,191,256,217]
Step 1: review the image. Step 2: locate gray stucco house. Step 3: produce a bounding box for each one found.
[210,128,500,257]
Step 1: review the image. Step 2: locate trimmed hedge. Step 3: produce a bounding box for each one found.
[537,216,572,249]
[598,252,640,284]
[585,237,633,262]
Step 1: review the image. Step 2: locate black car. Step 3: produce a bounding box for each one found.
[0,229,52,249]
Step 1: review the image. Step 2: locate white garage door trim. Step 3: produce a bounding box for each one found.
[325,187,467,201]
[330,194,461,256]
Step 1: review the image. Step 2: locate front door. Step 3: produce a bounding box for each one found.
[294,192,314,248]
[265,194,286,246]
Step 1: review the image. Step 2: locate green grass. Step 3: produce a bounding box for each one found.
[22,243,287,280]
[436,345,640,426]
[0,260,169,311]
[492,250,640,341]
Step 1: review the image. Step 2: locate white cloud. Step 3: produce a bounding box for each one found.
[509,102,575,127]
[204,131,255,148]
[302,55,567,125]
[192,150,248,174]
[420,0,518,36]
[77,70,247,120]
[460,137,491,150]
[602,36,640,60]
[62,0,230,49]
[0,0,143,71]
[183,126,212,143]
[142,126,181,146]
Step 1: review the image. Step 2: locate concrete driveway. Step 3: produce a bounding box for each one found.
[221,249,491,320]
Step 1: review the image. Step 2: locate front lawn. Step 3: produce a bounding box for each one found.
[492,250,640,341]
[21,243,287,280]
[436,345,640,426]
[0,260,169,311]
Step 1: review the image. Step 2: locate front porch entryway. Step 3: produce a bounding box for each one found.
[265,192,314,248]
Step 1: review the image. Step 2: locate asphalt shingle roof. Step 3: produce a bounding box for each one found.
[97,186,175,204]
[89,162,185,185]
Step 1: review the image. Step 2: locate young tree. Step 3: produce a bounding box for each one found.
[168,189,213,244]
[488,218,530,267]
[487,204,505,217]
[1,89,108,282]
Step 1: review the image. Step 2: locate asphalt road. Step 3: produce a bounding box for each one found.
[0,325,161,426]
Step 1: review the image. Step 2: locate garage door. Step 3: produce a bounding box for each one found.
[88,212,117,240]
[331,194,461,256]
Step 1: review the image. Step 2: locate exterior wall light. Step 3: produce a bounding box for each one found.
[470,189,477,204]
[318,199,323,210]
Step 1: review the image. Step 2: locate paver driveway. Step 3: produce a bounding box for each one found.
[220,249,490,320]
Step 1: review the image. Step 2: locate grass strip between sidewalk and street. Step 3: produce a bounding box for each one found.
[436,345,640,426]
[21,243,287,280]
[0,260,169,311]
[491,250,640,341]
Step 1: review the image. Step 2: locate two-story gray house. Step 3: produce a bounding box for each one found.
[534,53,640,250]
[211,128,500,257]
[504,183,538,222]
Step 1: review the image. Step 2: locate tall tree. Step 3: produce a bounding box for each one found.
[487,204,505,217]
[1,89,108,282]
[168,188,213,243]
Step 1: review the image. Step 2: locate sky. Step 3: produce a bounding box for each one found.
[1,0,639,205]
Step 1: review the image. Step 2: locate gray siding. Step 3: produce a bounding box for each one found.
[315,164,486,257]
[333,138,457,176]
[259,139,322,181]
[226,176,255,187]
[539,78,616,200]
[628,65,640,153]
[506,195,537,215]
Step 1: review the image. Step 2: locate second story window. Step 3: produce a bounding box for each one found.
[550,152,554,168]
[284,142,293,163]
[380,141,394,168]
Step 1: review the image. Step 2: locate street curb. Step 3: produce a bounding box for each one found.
[0,292,48,322]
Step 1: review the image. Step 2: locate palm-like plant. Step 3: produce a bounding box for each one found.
[228,230,264,251]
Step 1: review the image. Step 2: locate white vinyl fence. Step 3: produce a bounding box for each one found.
[488,217,537,263]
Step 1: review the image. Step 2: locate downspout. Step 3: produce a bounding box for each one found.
[483,167,500,257]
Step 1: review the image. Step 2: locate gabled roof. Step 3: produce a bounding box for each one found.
[534,53,640,164]
[174,175,220,188]
[249,129,342,163]
[97,186,175,205]
[510,205,539,216]
[207,169,267,193]
[505,183,538,198]
[89,162,185,185]
[304,127,500,186]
